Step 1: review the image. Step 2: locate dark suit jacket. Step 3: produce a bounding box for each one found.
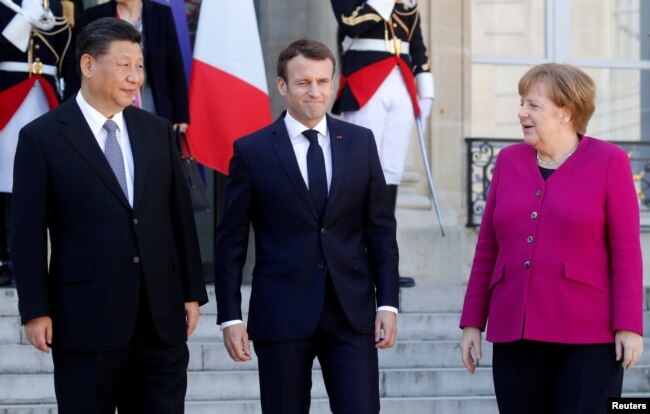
[11,98,207,352]
[63,0,189,124]
[215,113,399,342]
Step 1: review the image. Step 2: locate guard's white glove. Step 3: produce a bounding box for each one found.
[418,98,432,120]
[2,0,53,51]
[21,0,47,25]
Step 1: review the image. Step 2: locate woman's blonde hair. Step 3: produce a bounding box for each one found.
[518,63,596,134]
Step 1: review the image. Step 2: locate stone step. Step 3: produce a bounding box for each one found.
[0,396,500,414]
[0,311,468,345]
[10,337,650,375]
[2,366,650,405]
[8,395,650,414]
[5,307,650,345]
[6,283,646,317]
[0,340,492,374]
[0,369,491,404]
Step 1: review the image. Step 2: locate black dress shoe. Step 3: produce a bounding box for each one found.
[399,276,415,288]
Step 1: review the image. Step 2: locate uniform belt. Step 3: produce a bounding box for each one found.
[341,36,410,55]
[0,61,57,76]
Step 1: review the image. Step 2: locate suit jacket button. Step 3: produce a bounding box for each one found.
[527,235,534,243]
[133,256,140,264]
[321,228,327,234]
[535,190,542,197]
[133,218,139,225]
[524,260,531,269]
[531,211,538,219]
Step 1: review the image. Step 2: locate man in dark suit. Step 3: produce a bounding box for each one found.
[63,0,189,131]
[11,17,207,414]
[215,39,400,414]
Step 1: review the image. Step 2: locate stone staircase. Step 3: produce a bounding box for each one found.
[1,285,649,413]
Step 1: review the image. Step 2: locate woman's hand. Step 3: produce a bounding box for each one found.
[615,330,644,369]
[460,326,483,373]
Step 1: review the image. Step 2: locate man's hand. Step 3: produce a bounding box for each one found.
[375,310,397,349]
[184,301,199,337]
[223,324,252,362]
[615,330,644,369]
[460,326,482,374]
[24,316,52,353]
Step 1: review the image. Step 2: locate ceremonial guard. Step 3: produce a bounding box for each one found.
[0,0,71,285]
[330,0,435,287]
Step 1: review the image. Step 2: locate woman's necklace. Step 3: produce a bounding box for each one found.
[536,141,579,166]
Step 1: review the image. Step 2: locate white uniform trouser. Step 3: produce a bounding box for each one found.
[0,81,50,193]
[343,67,415,185]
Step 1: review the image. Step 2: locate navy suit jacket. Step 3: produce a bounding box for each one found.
[11,99,207,351]
[215,113,399,342]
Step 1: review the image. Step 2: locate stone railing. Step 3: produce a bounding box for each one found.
[465,138,650,227]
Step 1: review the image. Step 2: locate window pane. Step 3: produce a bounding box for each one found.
[471,64,530,138]
[471,65,650,141]
[584,68,644,141]
[571,0,649,61]
[471,0,546,58]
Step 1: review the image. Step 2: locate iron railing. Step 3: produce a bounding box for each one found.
[465,138,650,227]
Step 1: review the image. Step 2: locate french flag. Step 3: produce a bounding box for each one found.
[186,0,272,174]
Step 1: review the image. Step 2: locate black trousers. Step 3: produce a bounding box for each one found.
[493,340,624,414]
[52,287,189,414]
[253,277,380,414]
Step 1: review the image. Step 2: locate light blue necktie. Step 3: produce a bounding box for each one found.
[102,120,128,199]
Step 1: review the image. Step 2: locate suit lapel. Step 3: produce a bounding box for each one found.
[324,115,346,221]
[270,114,320,221]
[123,106,149,210]
[58,100,131,209]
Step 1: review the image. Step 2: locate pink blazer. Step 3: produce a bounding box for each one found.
[460,136,643,343]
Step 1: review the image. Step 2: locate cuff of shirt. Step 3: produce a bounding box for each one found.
[377,306,398,315]
[367,0,396,21]
[219,319,244,331]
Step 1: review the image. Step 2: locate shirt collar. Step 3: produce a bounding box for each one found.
[284,111,328,141]
[76,91,126,137]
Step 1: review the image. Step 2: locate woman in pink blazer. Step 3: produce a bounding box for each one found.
[460,64,644,414]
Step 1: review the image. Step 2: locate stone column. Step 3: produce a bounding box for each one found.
[256,0,336,117]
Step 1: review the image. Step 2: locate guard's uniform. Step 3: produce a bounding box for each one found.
[0,0,70,284]
[331,0,434,188]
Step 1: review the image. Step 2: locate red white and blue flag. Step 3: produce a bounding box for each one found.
[186,0,271,174]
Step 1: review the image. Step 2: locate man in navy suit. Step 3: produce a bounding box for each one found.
[215,39,400,414]
[12,18,207,413]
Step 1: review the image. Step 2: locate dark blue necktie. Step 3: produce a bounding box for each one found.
[302,129,327,220]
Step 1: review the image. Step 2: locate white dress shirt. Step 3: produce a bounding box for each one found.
[76,92,135,207]
[220,112,396,330]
